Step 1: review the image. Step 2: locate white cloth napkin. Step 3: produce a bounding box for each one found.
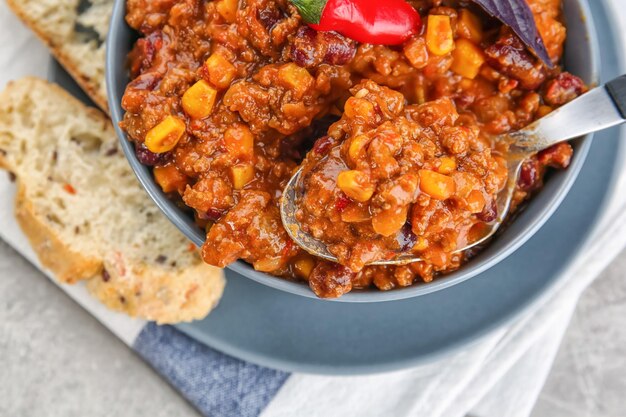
[1,2,625,416]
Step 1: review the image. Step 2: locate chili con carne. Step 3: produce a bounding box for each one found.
[121,0,584,298]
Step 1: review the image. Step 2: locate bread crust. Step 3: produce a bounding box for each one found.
[5,0,109,112]
[87,261,225,324]
[14,185,103,283]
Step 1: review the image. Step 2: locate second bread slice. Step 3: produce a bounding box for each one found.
[0,77,225,324]
[7,0,111,111]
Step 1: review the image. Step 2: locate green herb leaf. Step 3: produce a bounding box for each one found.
[290,0,328,24]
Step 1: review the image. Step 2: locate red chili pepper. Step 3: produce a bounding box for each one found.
[290,0,422,45]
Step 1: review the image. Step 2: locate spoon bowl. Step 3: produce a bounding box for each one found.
[281,76,626,266]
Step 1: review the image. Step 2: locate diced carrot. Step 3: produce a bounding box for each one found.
[154,165,188,193]
[224,124,254,160]
[451,39,485,79]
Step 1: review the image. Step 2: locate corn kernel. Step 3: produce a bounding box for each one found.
[154,164,188,193]
[372,206,408,237]
[450,39,485,79]
[415,85,426,105]
[254,257,284,272]
[182,80,218,119]
[419,169,456,200]
[413,237,429,252]
[537,105,553,117]
[426,15,455,56]
[457,10,483,44]
[459,78,474,90]
[468,222,491,243]
[294,257,315,279]
[453,172,480,198]
[344,97,375,120]
[340,204,370,223]
[466,190,486,213]
[224,124,254,160]
[145,115,186,154]
[337,170,375,202]
[437,157,457,175]
[277,63,314,99]
[205,53,237,90]
[216,0,238,23]
[347,134,371,164]
[230,164,255,189]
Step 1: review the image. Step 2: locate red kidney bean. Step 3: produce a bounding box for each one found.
[485,30,546,90]
[129,31,163,77]
[312,135,334,155]
[322,32,357,65]
[543,73,586,106]
[258,7,282,30]
[518,159,541,191]
[198,209,224,222]
[477,199,498,222]
[397,223,417,251]
[537,143,573,169]
[290,26,355,68]
[135,143,167,166]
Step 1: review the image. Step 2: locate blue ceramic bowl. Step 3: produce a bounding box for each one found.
[106,0,599,302]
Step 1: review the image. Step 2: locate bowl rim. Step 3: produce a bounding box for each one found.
[106,0,600,303]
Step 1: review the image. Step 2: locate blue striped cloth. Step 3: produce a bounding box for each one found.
[135,324,289,417]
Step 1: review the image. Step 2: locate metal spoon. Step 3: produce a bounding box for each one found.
[281,75,626,265]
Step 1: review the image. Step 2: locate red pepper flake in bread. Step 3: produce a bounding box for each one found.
[63,184,77,194]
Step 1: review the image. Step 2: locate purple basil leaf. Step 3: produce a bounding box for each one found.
[472,0,554,68]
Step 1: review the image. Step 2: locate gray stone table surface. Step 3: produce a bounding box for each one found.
[0,240,200,417]
[1,235,625,417]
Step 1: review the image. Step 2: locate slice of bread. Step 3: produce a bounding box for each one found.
[6,0,111,112]
[0,77,225,324]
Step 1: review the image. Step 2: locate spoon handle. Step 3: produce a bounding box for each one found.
[606,75,626,118]
[508,74,626,153]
